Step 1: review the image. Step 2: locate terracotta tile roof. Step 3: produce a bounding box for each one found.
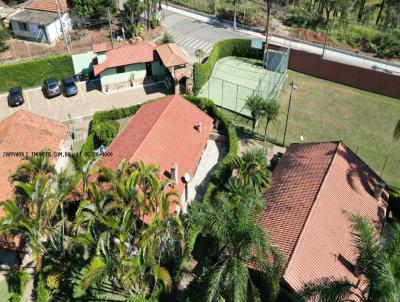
[0,110,68,213]
[98,95,214,211]
[258,142,388,296]
[156,43,188,67]
[25,0,69,13]
[92,42,111,53]
[93,42,158,76]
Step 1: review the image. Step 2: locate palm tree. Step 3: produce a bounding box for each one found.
[0,176,60,272]
[70,153,95,195]
[262,98,280,142]
[189,190,283,302]
[231,148,271,189]
[301,214,400,301]
[10,149,55,183]
[195,48,205,63]
[244,94,264,133]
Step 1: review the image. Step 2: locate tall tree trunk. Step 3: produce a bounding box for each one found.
[308,0,313,11]
[357,0,366,22]
[265,0,271,66]
[252,116,256,133]
[214,0,217,16]
[264,119,270,141]
[233,0,237,30]
[376,0,385,25]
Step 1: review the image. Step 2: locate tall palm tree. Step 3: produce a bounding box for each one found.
[262,98,280,142]
[70,153,95,195]
[301,214,400,301]
[0,176,60,272]
[10,149,55,183]
[189,190,283,302]
[245,94,264,133]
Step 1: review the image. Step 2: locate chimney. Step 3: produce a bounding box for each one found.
[374,180,385,200]
[170,163,178,185]
[194,122,202,133]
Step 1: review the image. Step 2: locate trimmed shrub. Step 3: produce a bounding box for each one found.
[193,39,263,94]
[0,55,74,92]
[93,120,119,146]
[36,275,50,302]
[81,133,95,156]
[89,103,142,147]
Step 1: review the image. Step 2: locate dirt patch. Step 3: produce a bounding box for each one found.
[0,25,163,62]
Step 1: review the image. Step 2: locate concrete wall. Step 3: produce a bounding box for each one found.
[11,12,71,44]
[100,63,147,86]
[100,61,165,87]
[72,51,95,76]
[287,49,400,99]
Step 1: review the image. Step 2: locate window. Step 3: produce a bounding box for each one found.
[18,22,28,31]
[116,66,125,74]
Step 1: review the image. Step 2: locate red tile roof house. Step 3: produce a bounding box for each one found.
[257,141,388,301]
[97,95,213,216]
[0,110,68,262]
[7,0,71,44]
[79,41,188,92]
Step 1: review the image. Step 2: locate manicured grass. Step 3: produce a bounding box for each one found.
[225,70,400,186]
[0,55,74,92]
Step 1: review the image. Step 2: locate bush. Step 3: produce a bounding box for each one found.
[0,55,74,92]
[93,120,119,146]
[193,39,263,94]
[150,17,159,29]
[36,275,50,302]
[81,133,95,156]
[161,32,175,44]
[8,269,30,300]
[183,95,238,202]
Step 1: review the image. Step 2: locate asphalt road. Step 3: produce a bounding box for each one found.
[162,5,400,74]
[162,10,251,62]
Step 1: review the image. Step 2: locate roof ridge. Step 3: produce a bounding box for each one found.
[130,96,177,162]
[283,141,341,276]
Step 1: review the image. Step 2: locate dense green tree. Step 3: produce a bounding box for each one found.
[71,0,117,18]
[0,25,10,52]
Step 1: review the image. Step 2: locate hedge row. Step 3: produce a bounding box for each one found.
[184,95,238,202]
[90,104,143,148]
[0,55,74,92]
[193,38,263,94]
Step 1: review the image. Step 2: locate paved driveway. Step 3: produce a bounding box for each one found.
[0,81,171,122]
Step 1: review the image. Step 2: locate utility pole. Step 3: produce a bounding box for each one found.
[282,81,297,146]
[108,8,114,48]
[56,0,70,54]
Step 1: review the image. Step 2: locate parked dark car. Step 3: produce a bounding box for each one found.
[43,78,61,98]
[8,87,24,107]
[61,78,78,97]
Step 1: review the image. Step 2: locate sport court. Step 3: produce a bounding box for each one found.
[199,53,288,117]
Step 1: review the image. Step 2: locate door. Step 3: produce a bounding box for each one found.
[145,62,152,77]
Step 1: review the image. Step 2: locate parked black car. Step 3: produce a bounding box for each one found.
[43,78,61,98]
[61,78,78,97]
[8,87,24,107]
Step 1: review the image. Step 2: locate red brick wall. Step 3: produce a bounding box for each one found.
[287,49,400,99]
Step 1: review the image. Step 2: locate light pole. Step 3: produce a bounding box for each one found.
[183,172,191,214]
[321,22,330,59]
[282,81,297,146]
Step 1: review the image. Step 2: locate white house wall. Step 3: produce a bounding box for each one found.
[11,12,71,44]
[45,13,71,44]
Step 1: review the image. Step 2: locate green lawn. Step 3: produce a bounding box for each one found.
[224,70,400,186]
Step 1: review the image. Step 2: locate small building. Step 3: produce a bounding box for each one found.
[72,41,189,92]
[97,95,213,215]
[0,110,68,263]
[257,141,388,300]
[7,0,71,44]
